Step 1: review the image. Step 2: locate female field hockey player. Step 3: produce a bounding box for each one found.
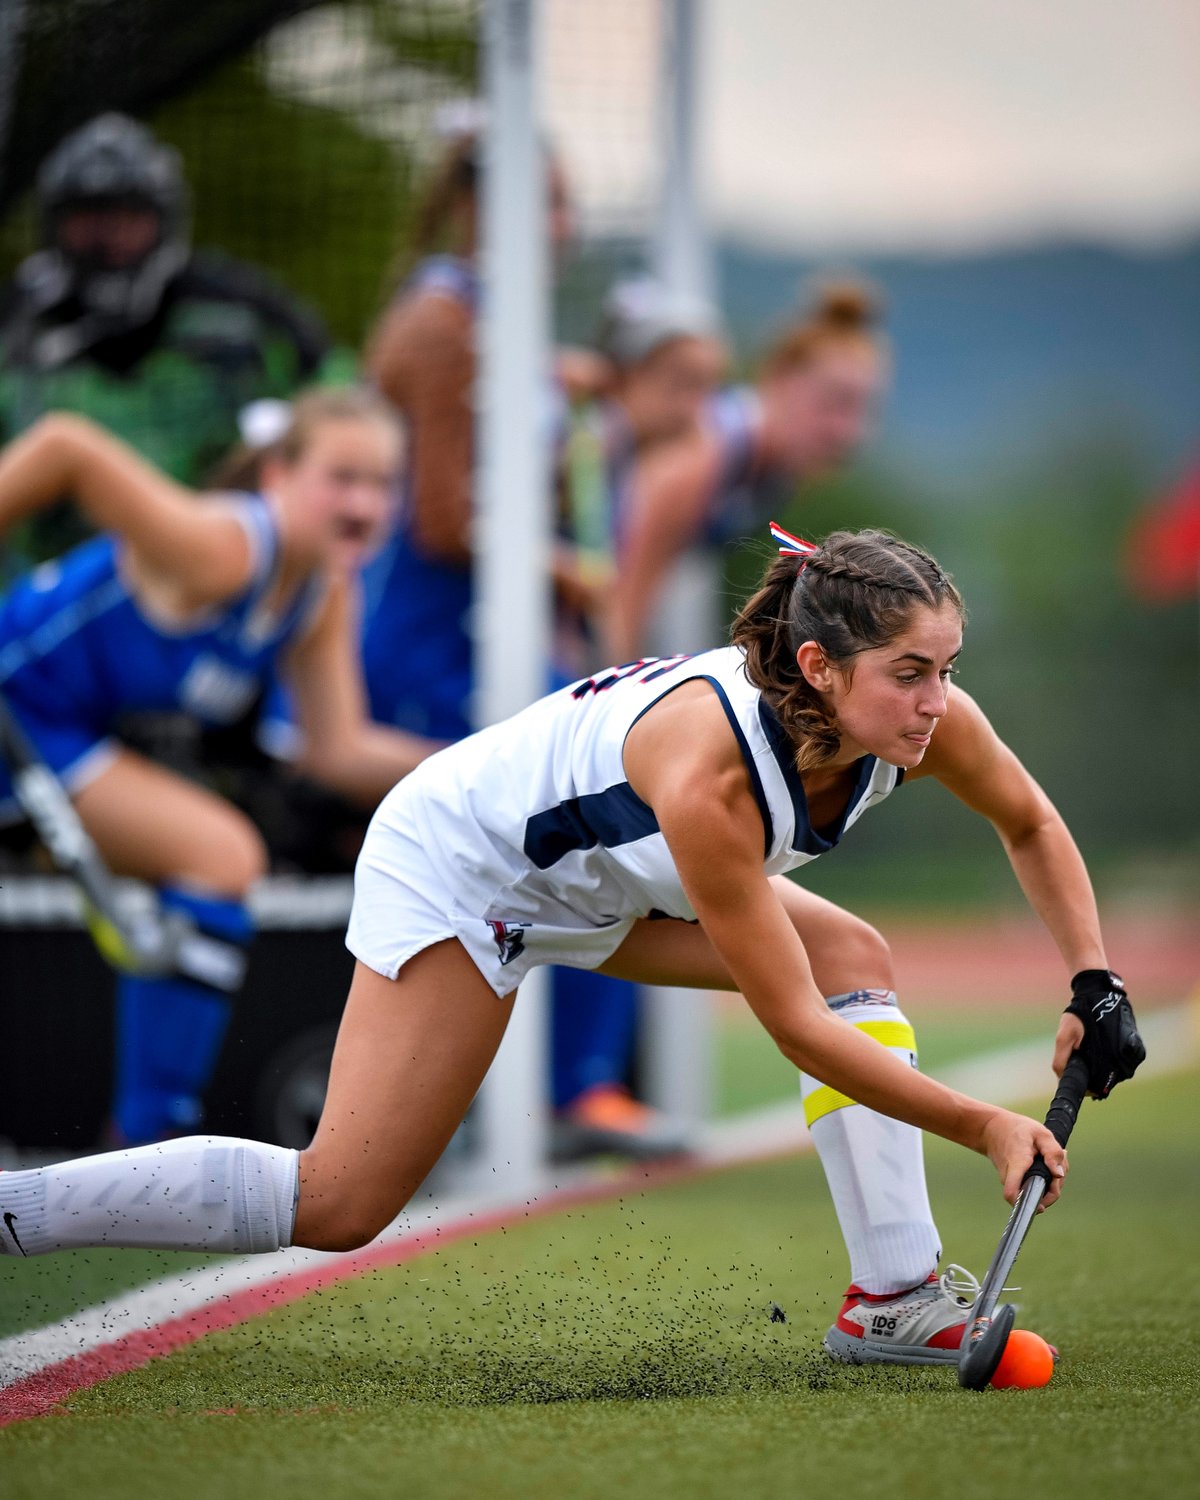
[607,281,888,662]
[0,392,433,1145]
[0,527,1143,1367]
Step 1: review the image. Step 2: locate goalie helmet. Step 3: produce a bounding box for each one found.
[33,113,191,328]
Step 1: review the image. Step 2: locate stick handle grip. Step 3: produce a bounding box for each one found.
[1023,1051,1089,1186]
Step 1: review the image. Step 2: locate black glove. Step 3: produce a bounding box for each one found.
[1063,969,1146,1098]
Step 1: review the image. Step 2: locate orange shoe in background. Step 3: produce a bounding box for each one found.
[551,1083,694,1163]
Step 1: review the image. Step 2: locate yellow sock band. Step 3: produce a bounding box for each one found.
[802,1018,917,1128]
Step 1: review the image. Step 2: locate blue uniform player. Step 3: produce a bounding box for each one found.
[360,252,481,741]
[0,392,433,1143]
[364,240,653,1152]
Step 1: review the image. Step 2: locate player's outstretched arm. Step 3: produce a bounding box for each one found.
[0,413,253,597]
[911,685,1108,977]
[366,292,475,564]
[622,683,1068,1205]
[912,684,1145,1094]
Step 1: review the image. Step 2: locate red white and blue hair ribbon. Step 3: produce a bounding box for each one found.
[769,520,819,561]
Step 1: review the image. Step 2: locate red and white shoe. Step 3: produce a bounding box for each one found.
[823,1264,980,1365]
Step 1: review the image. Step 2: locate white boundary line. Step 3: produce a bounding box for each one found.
[0,1186,508,1388]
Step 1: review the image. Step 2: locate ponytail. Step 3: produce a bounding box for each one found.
[761,277,885,380]
[412,132,480,259]
[732,553,841,771]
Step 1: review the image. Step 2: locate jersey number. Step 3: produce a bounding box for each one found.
[570,655,692,701]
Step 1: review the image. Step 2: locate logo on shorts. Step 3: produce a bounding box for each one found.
[487,920,531,967]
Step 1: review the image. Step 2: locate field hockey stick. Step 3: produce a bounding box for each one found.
[0,688,243,990]
[958,1050,1090,1389]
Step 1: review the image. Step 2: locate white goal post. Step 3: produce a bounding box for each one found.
[472,0,552,1194]
[471,0,716,1188]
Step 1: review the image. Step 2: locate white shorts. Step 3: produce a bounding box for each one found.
[345,777,639,998]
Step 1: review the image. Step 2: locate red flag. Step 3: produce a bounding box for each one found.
[1125,458,1200,601]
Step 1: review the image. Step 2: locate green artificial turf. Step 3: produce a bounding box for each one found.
[2,1068,1195,1500]
[0,1248,221,1342]
[0,1004,1049,1342]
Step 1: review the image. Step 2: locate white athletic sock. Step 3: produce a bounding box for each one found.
[801,990,942,1296]
[0,1136,299,1257]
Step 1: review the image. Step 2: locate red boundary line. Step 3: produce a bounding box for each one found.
[0,1148,758,1427]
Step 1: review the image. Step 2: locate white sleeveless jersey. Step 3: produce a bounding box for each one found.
[363,647,904,990]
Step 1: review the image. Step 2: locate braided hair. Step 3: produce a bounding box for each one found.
[731,529,964,772]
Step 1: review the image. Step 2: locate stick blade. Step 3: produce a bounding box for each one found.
[958,1302,1016,1390]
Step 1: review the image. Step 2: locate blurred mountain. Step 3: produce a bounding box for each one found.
[719,239,1200,492]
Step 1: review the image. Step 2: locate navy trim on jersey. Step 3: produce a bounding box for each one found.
[624,670,774,858]
[638,658,691,685]
[524,781,659,870]
[699,674,773,857]
[756,698,877,854]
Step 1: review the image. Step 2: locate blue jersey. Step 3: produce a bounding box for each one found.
[360,527,474,741]
[0,494,320,816]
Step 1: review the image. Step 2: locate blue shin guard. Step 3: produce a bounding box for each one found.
[113,887,253,1144]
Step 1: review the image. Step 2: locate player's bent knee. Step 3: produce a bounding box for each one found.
[821,913,893,993]
[849,915,892,975]
[294,1195,398,1253]
[224,823,269,895]
[293,1149,414,1252]
[189,819,268,899]
[298,1214,390,1255]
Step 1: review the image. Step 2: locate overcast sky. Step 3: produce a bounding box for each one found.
[543,0,1200,253]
